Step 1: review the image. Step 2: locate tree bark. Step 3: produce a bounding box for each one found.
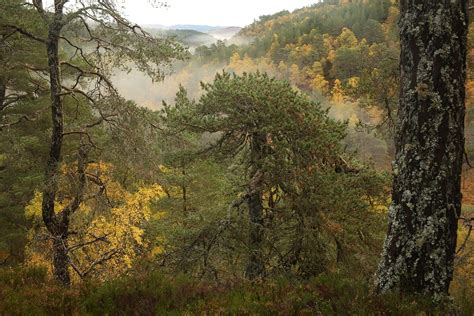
[375,1,468,297]
[245,134,265,279]
[245,188,265,279]
[52,236,70,285]
[41,2,70,286]
[0,77,6,111]
[182,165,188,215]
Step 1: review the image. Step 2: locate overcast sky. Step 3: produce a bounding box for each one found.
[121,0,318,27]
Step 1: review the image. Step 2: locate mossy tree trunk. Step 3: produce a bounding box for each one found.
[375,1,468,296]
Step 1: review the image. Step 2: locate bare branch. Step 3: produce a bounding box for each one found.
[1,93,29,110]
[0,114,37,130]
[0,24,46,44]
[68,234,110,253]
[61,61,117,94]
[465,148,473,169]
[81,249,120,278]
[59,36,96,69]
[60,85,95,104]
[62,131,97,148]
[68,259,85,279]
[457,217,473,254]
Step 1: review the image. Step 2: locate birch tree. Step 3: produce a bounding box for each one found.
[0,0,186,285]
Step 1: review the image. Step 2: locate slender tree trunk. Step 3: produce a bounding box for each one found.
[0,29,7,111]
[245,187,265,279]
[182,166,188,215]
[375,1,468,297]
[0,77,6,110]
[245,134,265,279]
[41,4,70,286]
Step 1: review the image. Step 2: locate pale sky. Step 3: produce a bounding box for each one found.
[121,0,319,27]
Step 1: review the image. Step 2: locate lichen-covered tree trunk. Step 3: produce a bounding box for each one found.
[375,1,468,296]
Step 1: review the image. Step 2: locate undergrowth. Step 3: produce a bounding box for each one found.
[1,266,472,315]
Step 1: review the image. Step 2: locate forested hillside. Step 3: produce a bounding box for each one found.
[147,29,217,47]
[0,0,473,314]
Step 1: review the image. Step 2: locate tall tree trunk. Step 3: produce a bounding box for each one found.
[245,187,265,279]
[41,4,70,286]
[375,1,468,297]
[182,165,188,215]
[0,77,6,111]
[52,236,70,285]
[245,134,265,279]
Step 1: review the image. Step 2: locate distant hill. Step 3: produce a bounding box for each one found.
[169,25,224,33]
[144,25,243,47]
[146,28,217,47]
[208,27,242,40]
[144,24,226,33]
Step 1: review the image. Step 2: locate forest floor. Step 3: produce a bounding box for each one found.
[0,267,473,315]
[1,228,474,315]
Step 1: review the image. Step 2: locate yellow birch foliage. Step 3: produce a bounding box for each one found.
[24,163,165,281]
[311,75,329,94]
[331,79,345,103]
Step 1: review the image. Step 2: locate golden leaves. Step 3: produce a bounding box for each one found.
[24,163,166,281]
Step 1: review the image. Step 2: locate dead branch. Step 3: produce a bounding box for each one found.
[68,234,110,253]
[61,61,117,94]
[464,148,473,169]
[0,24,46,44]
[0,114,37,130]
[62,131,97,148]
[81,248,120,278]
